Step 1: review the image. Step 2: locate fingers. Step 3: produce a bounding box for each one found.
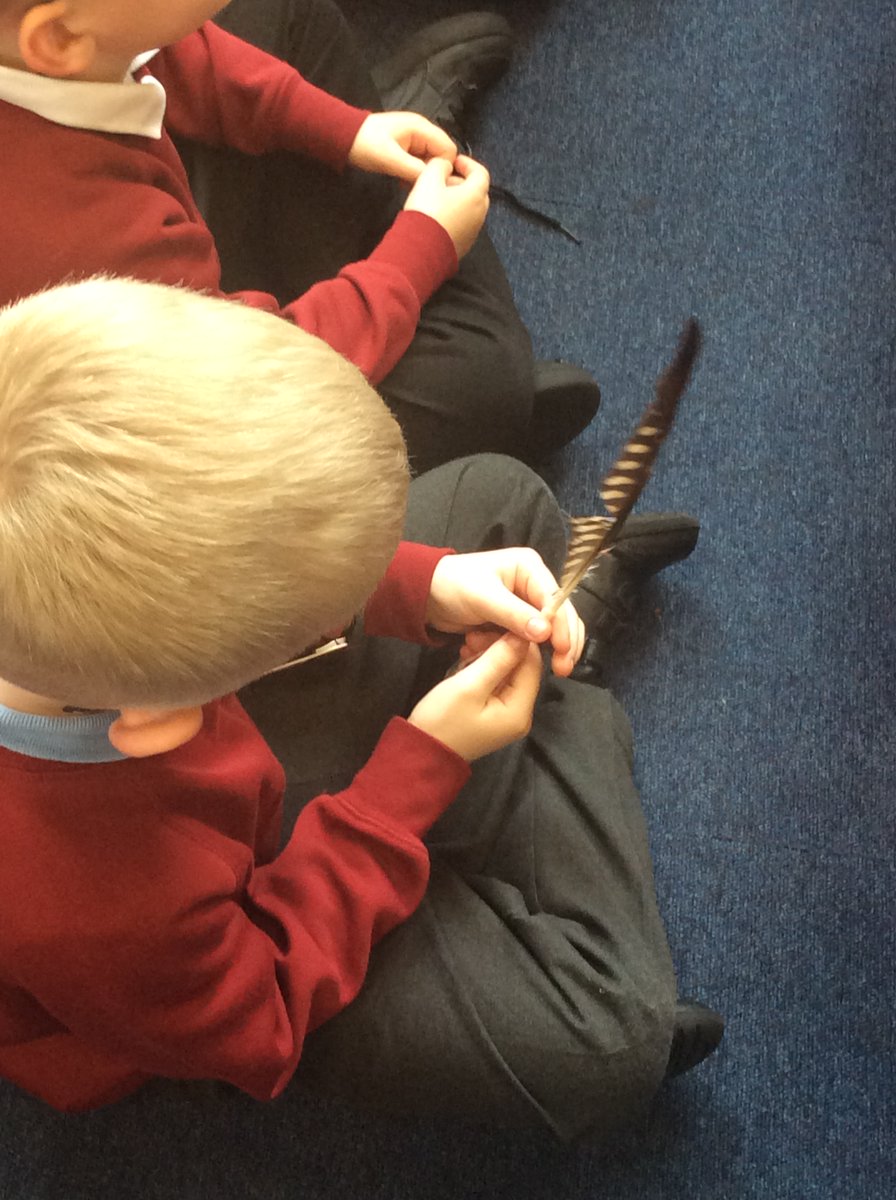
[550,602,585,677]
[349,112,458,181]
[507,555,584,674]
[409,633,541,760]
[402,154,489,257]
[459,633,530,697]
[407,155,453,197]
[497,552,582,671]
[511,639,546,702]
[426,549,585,677]
[402,156,453,214]
[547,597,575,657]
[404,117,457,162]
[456,549,555,645]
[452,154,491,190]
[388,149,430,183]
[389,125,459,182]
[465,635,542,738]
[492,640,542,745]
[411,154,489,194]
[461,611,582,679]
[458,627,501,664]
[477,583,551,646]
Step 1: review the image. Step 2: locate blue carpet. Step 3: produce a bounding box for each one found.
[2,2,894,1197]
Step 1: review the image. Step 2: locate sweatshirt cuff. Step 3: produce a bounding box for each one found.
[368,211,459,307]
[342,717,470,839]
[364,542,454,642]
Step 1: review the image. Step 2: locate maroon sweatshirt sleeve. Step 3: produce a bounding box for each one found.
[148,25,461,379]
[8,720,470,1105]
[0,33,459,385]
[364,541,455,642]
[3,137,457,385]
[151,22,368,168]
[146,24,460,380]
[277,213,458,380]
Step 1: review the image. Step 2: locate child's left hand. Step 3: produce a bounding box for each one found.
[427,550,585,677]
[347,112,458,182]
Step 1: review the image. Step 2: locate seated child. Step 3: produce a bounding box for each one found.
[0,0,600,473]
[0,277,721,1141]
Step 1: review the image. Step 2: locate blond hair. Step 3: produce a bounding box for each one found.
[0,278,409,707]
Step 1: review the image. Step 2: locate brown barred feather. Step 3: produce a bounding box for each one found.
[559,515,615,593]
[545,319,701,617]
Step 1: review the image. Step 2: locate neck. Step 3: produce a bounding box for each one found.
[0,677,205,757]
[0,677,99,718]
[0,51,134,82]
[0,36,22,71]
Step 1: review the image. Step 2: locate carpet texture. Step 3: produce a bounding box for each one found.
[2,2,893,1197]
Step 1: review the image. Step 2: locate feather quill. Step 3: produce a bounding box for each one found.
[544,319,702,618]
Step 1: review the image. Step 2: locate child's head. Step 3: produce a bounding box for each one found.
[0,2,230,79]
[0,277,409,711]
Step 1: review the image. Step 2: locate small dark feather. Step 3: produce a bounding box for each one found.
[547,320,701,614]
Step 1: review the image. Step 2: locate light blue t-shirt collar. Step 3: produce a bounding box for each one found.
[0,703,125,763]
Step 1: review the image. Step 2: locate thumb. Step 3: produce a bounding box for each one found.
[460,633,529,696]
[478,582,552,644]
[417,156,453,187]
[382,145,427,183]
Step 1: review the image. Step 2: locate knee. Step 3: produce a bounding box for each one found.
[461,356,535,449]
[533,988,676,1142]
[449,452,549,500]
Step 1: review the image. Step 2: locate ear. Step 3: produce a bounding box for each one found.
[18,1,97,78]
[108,706,204,758]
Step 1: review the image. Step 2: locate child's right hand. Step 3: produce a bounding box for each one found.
[403,154,491,259]
[407,634,542,762]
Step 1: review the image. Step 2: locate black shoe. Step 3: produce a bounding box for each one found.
[371,13,513,138]
[665,1000,725,1078]
[526,360,601,460]
[570,511,700,680]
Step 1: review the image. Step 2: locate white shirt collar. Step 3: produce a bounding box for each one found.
[0,50,166,138]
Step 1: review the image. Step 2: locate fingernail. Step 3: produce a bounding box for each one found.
[526,616,549,638]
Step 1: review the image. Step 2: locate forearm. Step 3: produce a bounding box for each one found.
[278,213,458,382]
[154,22,368,166]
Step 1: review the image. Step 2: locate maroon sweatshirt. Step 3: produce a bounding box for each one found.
[0,542,470,1112]
[0,21,458,383]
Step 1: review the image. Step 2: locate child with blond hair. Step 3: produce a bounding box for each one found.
[0,277,721,1141]
[0,0,601,472]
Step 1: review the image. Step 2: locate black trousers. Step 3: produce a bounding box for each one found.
[240,455,677,1142]
[178,0,536,475]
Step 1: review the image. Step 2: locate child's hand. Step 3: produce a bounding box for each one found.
[408,634,542,762]
[403,155,490,259]
[427,550,585,677]
[347,112,457,182]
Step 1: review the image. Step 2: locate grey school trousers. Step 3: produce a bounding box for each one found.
[240,455,677,1142]
[178,0,536,476]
